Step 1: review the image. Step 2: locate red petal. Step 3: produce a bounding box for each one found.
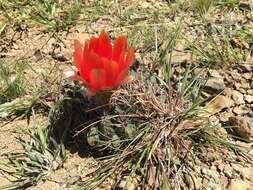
[87,52,104,70]
[74,40,83,70]
[118,52,126,71]
[115,69,128,86]
[113,36,127,62]
[124,48,135,69]
[89,69,106,91]
[97,32,112,59]
[78,42,90,80]
[103,59,119,87]
[88,37,99,52]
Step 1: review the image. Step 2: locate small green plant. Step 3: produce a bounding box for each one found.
[30,0,83,31]
[0,123,65,189]
[0,59,28,103]
[0,0,83,32]
[216,0,240,9]
[188,25,246,66]
[192,0,213,17]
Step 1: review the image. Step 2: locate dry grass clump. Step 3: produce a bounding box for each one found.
[81,72,206,189]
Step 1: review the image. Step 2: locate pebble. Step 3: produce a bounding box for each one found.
[231,90,244,105]
[233,63,252,73]
[244,94,253,104]
[204,77,225,93]
[238,88,247,94]
[209,69,223,78]
[216,162,224,173]
[247,89,253,95]
[228,116,253,142]
[241,82,250,90]
[227,179,249,190]
[241,167,253,180]
[234,82,242,90]
[224,165,234,179]
[232,106,248,115]
[202,95,233,117]
[219,111,233,122]
[242,73,251,80]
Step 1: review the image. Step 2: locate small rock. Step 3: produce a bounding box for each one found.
[216,161,224,173]
[238,88,247,94]
[244,94,253,104]
[219,111,233,122]
[202,95,233,117]
[234,82,242,90]
[230,163,243,174]
[195,177,202,190]
[247,89,253,95]
[209,69,222,78]
[202,178,209,188]
[228,116,253,142]
[239,1,253,10]
[227,179,249,190]
[250,148,253,156]
[242,73,251,80]
[224,164,234,179]
[223,88,232,98]
[241,167,253,180]
[241,82,250,90]
[232,106,249,115]
[231,90,244,105]
[219,175,229,188]
[52,53,68,62]
[233,63,252,73]
[171,51,192,64]
[204,77,225,93]
[34,49,44,62]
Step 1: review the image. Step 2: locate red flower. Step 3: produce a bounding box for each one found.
[66,32,135,96]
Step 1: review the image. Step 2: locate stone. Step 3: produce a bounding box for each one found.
[241,82,250,90]
[230,163,243,175]
[247,89,253,95]
[219,175,229,188]
[202,178,209,188]
[228,116,253,142]
[204,77,225,93]
[244,94,253,104]
[241,167,253,180]
[209,69,222,78]
[171,51,192,64]
[232,106,249,115]
[234,82,242,90]
[224,164,234,179]
[223,88,232,98]
[201,95,233,117]
[227,179,249,190]
[242,73,251,80]
[219,112,233,123]
[238,88,247,94]
[232,63,252,73]
[239,1,253,10]
[215,160,224,172]
[231,90,244,105]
